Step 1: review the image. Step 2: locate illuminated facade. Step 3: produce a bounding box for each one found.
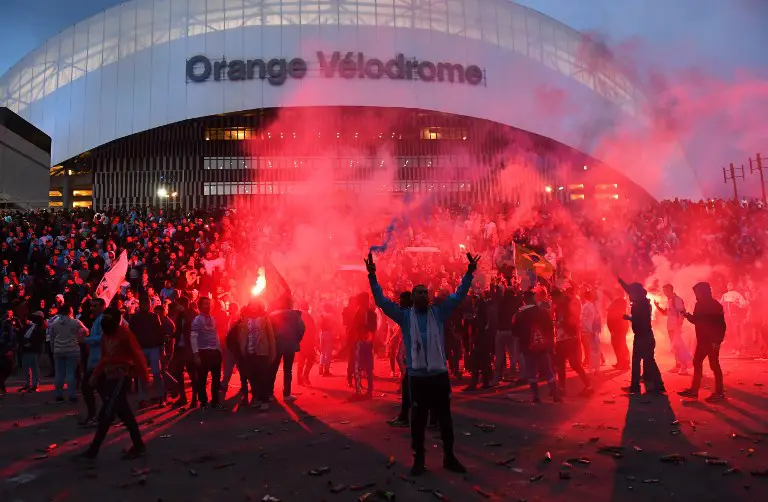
[0,0,702,208]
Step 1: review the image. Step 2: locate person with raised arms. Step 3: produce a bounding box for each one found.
[365,251,479,476]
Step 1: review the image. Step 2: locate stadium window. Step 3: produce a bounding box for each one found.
[568,183,584,190]
[73,200,92,208]
[203,183,210,196]
[72,190,92,197]
[49,201,64,207]
[570,194,585,200]
[49,190,62,197]
[595,183,619,190]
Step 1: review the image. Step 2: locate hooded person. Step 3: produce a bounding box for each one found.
[366,251,478,477]
[618,278,665,395]
[679,282,727,402]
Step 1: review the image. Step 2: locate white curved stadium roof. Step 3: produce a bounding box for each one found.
[0,0,700,200]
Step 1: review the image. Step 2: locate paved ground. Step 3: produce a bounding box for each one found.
[1,348,768,502]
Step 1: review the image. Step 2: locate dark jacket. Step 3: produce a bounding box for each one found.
[269,309,305,353]
[19,315,46,354]
[129,310,164,348]
[619,279,654,339]
[299,311,317,354]
[512,303,555,354]
[498,291,521,331]
[685,282,726,344]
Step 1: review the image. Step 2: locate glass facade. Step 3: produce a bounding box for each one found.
[0,0,641,118]
[82,106,648,210]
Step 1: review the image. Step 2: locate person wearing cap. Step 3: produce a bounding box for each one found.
[618,278,665,394]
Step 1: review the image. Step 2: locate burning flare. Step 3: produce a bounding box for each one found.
[251,267,267,296]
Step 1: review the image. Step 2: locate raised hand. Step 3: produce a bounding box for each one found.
[466,253,481,274]
[364,252,377,275]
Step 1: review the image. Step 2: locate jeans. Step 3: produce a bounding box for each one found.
[0,351,13,392]
[609,328,630,368]
[296,350,315,381]
[221,348,248,393]
[319,331,333,368]
[21,353,40,388]
[54,353,80,399]
[86,376,144,456]
[554,338,591,391]
[630,337,664,391]
[169,344,197,403]
[270,350,296,397]
[494,330,514,380]
[470,349,492,387]
[196,349,222,406]
[691,341,724,394]
[410,372,455,459]
[245,354,271,403]
[354,341,374,395]
[138,347,164,400]
[668,328,692,369]
[524,351,556,384]
[82,368,98,418]
[585,331,601,371]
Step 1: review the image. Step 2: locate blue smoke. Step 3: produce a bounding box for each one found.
[369,221,396,253]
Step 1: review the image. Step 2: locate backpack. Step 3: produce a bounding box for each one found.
[529,324,550,352]
[529,308,554,352]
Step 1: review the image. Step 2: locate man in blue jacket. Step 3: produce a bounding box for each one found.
[366,251,479,476]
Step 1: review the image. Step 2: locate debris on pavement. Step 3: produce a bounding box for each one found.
[308,466,331,476]
[119,475,147,489]
[387,456,395,468]
[484,441,502,447]
[530,474,543,483]
[660,454,686,464]
[350,482,376,491]
[329,483,347,493]
[723,467,741,476]
[473,485,491,498]
[261,496,281,502]
[692,452,718,459]
[473,423,496,433]
[495,456,516,466]
[705,459,729,466]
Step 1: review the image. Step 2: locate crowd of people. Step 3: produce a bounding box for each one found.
[0,196,760,466]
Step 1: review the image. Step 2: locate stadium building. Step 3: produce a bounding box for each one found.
[0,0,702,210]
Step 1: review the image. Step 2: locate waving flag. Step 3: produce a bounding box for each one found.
[96,250,128,305]
[515,244,555,279]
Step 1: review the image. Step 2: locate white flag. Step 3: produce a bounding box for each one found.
[96,250,128,306]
